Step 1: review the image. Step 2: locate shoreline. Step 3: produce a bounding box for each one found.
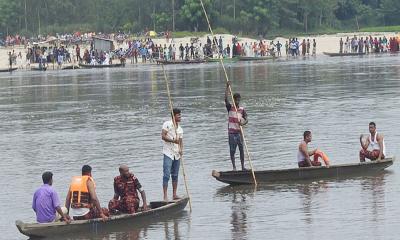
[1,32,398,70]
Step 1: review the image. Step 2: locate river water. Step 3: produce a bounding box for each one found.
[1,54,399,240]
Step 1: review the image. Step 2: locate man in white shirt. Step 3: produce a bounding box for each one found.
[359,122,385,162]
[161,108,183,201]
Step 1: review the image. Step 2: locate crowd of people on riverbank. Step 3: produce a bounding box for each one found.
[1,32,128,47]
[285,38,317,57]
[338,35,400,53]
[121,35,316,63]
[3,31,400,70]
[7,41,122,69]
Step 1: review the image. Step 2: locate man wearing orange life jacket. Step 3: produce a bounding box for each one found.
[65,165,109,221]
[225,81,248,171]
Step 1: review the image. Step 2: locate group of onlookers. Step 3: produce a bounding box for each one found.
[5,32,400,69]
[7,46,72,69]
[122,36,314,62]
[339,35,400,54]
[1,32,127,47]
[285,38,317,57]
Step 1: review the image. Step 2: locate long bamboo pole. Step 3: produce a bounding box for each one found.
[161,64,193,211]
[199,0,257,186]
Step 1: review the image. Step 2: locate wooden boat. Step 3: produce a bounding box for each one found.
[156,59,206,65]
[238,56,275,61]
[212,158,394,185]
[205,57,239,63]
[31,67,47,71]
[62,65,80,70]
[0,67,18,73]
[78,63,125,69]
[323,52,366,57]
[16,197,189,238]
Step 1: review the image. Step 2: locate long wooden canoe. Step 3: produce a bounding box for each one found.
[79,63,125,68]
[31,67,47,71]
[238,56,275,61]
[205,57,239,63]
[62,65,80,70]
[0,67,18,73]
[156,59,206,65]
[323,52,366,57]
[16,197,189,239]
[212,158,394,185]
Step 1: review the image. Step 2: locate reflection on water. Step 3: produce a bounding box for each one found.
[164,218,181,240]
[230,189,252,240]
[297,182,328,226]
[1,55,400,239]
[45,212,189,240]
[361,173,386,223]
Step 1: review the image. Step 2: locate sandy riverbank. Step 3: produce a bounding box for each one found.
[0,32,398,69]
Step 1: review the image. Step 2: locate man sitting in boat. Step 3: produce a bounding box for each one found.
[32,172,71,223]
[298,131,324,167]
[108,165,149,214]
[65,165,109,221]
[359,122,385,162]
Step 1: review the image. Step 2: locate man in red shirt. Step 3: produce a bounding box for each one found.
[108,165,148,214]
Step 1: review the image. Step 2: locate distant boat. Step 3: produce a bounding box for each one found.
[238,56,275,61]
[16,197,189,238]
[62,65,80,70]
[205,57,239,63]
[31,67,47,71]
[79,63,125,69]
[323,52,366,57]
[212,158,394,185]
[0,67,18,73]
[156,59,206,65]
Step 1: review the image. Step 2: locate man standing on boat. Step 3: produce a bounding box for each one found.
[297,131,321,167]
[225,81,248,171]
[65,165,108,221]
[161,108,183,202]
[360,122,385,162]
[108,165,148,214]
[32,172,71,223]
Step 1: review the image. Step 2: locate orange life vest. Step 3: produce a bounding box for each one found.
[313,150,330,166]
[69,175,96,208]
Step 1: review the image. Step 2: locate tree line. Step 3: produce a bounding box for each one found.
[0,0,399,37]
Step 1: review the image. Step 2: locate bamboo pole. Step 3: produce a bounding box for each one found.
[199,0,257,186]
[161,64,192,211]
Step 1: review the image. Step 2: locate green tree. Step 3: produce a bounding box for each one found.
[180,0,214,31]
[380,0,400,25]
